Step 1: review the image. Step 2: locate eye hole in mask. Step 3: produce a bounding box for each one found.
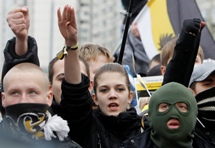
[158,102,188,113]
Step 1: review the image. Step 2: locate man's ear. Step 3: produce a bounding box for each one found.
[46,85,53,107]
[92,93,99,105]
[1,92,6,108]
[160,65,166,76]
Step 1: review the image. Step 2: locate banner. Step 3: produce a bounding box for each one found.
[134,75,163,104]
[136,0,215,59]
[134,75,163,113]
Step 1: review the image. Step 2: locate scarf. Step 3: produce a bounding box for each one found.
[195,87,215,129]
[4,103,69,141]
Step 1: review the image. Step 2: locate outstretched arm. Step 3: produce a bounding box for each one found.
[1,6,39,116]
[57,5,80,84]
[58,6,92,146]
[6,6,30,55]
[162,18,205,87]
[2,6,39,81]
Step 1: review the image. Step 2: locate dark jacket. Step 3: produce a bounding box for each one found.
[49,97,62,116]
[193,122,215,146]
[0,121,81,148]
[120,128,156,148]
[120,127,215,148]
[60,75,142,148]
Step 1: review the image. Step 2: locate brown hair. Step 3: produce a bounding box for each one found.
[148,53,161,70]
[79,56,90,78]
[93,63,130,94]
[48,57,59,84]
[48,56,90,84]
[160,37,204,66]
[160,37,178,66]
[78,43,113,62]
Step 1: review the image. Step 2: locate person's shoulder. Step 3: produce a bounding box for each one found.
[120,128,153,148]
[193,131,215,148]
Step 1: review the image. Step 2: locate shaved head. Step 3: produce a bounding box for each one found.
[2,63,53,107]
[3,63,49,90]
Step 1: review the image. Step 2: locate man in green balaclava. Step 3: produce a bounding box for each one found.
[121,82,198,148]
[149,82,197,148]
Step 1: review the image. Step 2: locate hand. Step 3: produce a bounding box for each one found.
[183,18,205,36]
[57,5,77,46]
[131,22,140,39]
[6,6,29,40]
[139,97,150,111]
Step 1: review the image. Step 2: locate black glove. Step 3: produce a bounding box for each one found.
[182,18,201,36]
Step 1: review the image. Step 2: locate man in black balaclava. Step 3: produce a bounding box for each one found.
[189,61,215,144]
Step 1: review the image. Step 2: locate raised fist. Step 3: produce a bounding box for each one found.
[6,6,30,40]
[182,18,205,36]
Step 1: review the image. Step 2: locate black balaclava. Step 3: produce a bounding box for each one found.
[195,86,215,129]
[149,82,197,148]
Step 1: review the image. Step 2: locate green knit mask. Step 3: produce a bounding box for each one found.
[149,82,197,148]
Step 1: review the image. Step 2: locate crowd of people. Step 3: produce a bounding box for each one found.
[0,2,215,148]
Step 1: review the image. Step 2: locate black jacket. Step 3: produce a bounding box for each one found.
[60,75,142,148]
[120,128,156,148]
[121,127,215,148]
[193,122,215,146]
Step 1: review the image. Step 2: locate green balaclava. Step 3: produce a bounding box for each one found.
[149,82,198,148]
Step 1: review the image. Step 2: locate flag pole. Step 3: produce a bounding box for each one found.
[117,0,134,64]
[113,1,148,58]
